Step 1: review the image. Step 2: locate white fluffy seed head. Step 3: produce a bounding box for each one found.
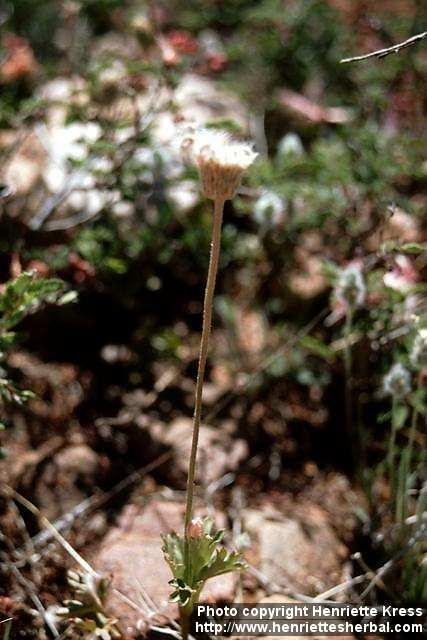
[383,363,411,399]
[253,189,284,227]
[336,264,366,308]
[181,128,257,200]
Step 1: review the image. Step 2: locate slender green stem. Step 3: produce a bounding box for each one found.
[184,198,225,535]
[407,370,422,470]
[344,307,353,450]
[388,395,398,498]
[397,371,423,526]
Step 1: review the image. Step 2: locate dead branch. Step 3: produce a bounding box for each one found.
[340,31,427,63]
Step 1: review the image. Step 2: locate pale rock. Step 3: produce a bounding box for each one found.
[244,502,348,595]
[160,417,248,485]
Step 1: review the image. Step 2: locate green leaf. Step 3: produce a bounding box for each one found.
[162,532,185,579]
[400,243,426,255]
[200,547,246,581]
[0,272,69,331]
[0,332,17,349]
[377,410,392,424]
[58,291,78,305]
[105,258,128,274]
[393,404,409,429]
[408,387,427,415]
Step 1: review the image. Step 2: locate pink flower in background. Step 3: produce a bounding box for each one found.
[383,254,417,292]
[207,52,227,72]
[167,30,198,55]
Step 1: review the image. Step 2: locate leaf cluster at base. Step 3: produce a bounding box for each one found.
[162,517,246,613]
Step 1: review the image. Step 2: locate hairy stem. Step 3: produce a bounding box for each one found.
[184,198,225,535]
[179,607,191,640]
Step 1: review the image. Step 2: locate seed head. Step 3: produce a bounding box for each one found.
[253,189,284,227]
[336,264,366,309]
[181,128,257,201]
[410,329,427,369]
[186,517,204,538]
[383,363,411,399]
[277,132,304,158]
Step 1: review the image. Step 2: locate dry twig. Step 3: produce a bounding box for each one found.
[341,31,427,63]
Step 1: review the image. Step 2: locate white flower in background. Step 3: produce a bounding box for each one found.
[335,264,366,309]
[68,187,120,216]
[114,126,135,144]
[157,147,184,180]
[411,329,427,369]
[277,132,304,158]
[383,363,411,399]
[198,29,224,57]
[167,180,199,213]
[253,189,284,227]
[134,146,156,167]
[37,77,88,103]
[129,9,153,35]
[234,234,262,259]
[89,157,114,174]
[99,60,127,87]
[181,128,257,200]
[112,201,135,218]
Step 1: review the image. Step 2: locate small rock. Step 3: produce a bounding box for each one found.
[157,417,248,486]
[244,501,349,596]
[54,444,99,477]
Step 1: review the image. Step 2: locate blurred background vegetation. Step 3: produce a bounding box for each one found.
[0,0,426,627]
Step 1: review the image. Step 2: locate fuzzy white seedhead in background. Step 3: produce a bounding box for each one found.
[336,264,366,309]
[383,363,412,399]
[253,189,285,227]
[277,132,304,158]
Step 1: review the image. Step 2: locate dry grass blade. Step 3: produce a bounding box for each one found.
[5,486,95,576]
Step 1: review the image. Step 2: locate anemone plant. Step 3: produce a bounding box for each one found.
[162,128,256,639]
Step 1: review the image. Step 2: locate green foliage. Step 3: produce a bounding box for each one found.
[0,272,67,331]
[1,619,12,640]
[162,518,245,614]
[0,272,75,409]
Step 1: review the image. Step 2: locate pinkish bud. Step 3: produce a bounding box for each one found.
[187,517,204,538]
